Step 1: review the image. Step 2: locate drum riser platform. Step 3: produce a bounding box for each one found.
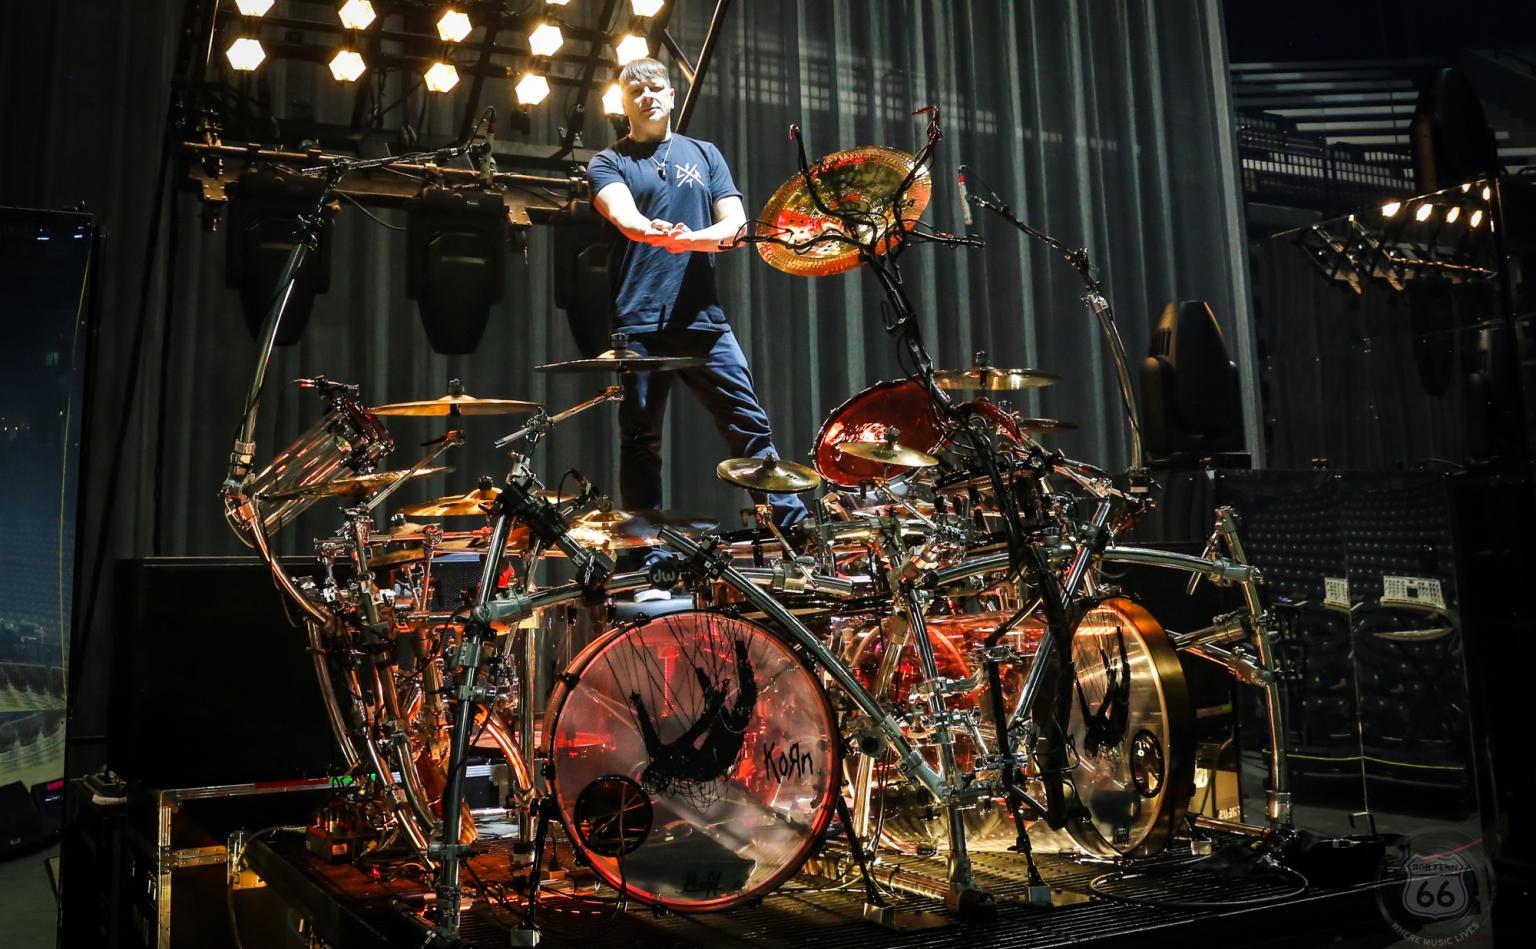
[245,835,1399,949]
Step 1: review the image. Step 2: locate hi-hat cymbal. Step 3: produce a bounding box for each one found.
[373,393,541,416]
[933,365,1060,391]
[1014,418,1078,435]
[536,343,707,374]
[756,146,932,277]
[836,441,940,469]
[397,487,500,518]
[716,456,822,493]
[260,466,453,502]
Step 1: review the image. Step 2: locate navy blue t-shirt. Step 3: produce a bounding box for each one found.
[587,133,742,333]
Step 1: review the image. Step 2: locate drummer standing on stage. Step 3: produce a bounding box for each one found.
[586,57,807,528]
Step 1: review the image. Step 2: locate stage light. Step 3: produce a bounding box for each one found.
[337,0,377,30]
[1469,209,1484,228]
[1380,201,1401,217]
[329,49,367,82]
[601,83,624,116]
[1446,206,1461,224]
[515,72,551,106]
[437,8,473,43]
[1482,185,1492,201]
[1415,203,1434,222]
[406,190,510,354]
[614,33,649,66]
[235,0,274,15]
[630,0,666,16]
[424,62,460,93]
[528,21,564,58]
[225,37,266,72]
[546,0,572,5]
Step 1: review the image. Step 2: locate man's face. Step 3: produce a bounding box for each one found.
[622,74,674,125]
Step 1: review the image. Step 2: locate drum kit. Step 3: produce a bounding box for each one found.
[219,109,1294,944]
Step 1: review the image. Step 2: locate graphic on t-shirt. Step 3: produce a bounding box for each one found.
[675,161,704,189]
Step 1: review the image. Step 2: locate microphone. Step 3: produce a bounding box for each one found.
[956,172,973,227]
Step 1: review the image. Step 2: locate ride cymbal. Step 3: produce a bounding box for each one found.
[259,466,453,502]
[756,146,932,277]
[716,456,822,493]
[536,333,708,374]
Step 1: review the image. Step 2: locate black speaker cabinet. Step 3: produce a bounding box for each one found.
[108,558,342,789]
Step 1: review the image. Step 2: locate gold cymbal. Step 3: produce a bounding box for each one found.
[397,487,500,518]
[535,346,708,374]
[575,509,634,527]
[260,466,453,502]
[541,523,658,554]
[373,392,541,416]
[716,456,822,493]
[836,441,939,469]
[755,146,932,277]
[1014,418,1078,435]
[933,365,1060,391]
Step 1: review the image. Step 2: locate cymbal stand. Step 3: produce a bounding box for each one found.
[430,394,618,941]
[960,177,1148,497]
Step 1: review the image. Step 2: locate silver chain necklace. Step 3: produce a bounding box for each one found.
[649,134,675,180]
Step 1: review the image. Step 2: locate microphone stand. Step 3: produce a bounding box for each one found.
[963,187,1149,497]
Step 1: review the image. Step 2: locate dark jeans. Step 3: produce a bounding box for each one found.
[619,327,808,527]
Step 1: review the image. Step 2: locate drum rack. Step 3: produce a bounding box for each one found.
[243,831,1397,949]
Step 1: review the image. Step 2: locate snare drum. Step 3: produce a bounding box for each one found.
[229,396,393,543]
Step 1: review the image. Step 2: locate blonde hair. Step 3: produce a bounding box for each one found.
[618,57,669,87]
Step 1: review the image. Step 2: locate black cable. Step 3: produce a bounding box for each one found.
[1088,855,1309,909]
[151,182,180,555]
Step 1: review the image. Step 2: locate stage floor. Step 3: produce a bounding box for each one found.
[245,830,1401,948]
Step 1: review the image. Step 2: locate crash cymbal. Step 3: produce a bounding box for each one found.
[575,508,634,527]
[932,365,1060,391]
[716,456,822,494]
[260,466,453,502]
[397,486,500,518]
[1014,417,1078,435]
[756,146,932,277]
[836,441,940,469]
[541,523,659,554]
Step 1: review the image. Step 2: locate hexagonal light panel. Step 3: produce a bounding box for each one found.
[437,9,473,43]
[337,0,377,31]
[424,61,460,93]
[514,72,551,106]
[528,22,564,58]
[614,33,649,66]
[235,0,275,16]
[225,37,266,71]
[601,83,624,116]
[630,0,666,16]
[329,49,367,82]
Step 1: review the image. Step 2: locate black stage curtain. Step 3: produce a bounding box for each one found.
[0,0,1254,738]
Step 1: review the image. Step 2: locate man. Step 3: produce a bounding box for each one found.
[586,57,807,529]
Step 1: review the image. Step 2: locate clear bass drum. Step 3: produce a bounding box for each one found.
[544,611,839,912]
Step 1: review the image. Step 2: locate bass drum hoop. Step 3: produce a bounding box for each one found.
[543,609,841,913]
[1062,597,1195,859]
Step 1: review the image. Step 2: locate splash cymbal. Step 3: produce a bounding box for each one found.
[260,466,453,502]
[1014,418,1077,435]
[755,146,932,277]
[397,486,500,518]
[932,365,1060,391]
[716,456,822,493]
[836,441,939,469]
[373,393,541,416]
